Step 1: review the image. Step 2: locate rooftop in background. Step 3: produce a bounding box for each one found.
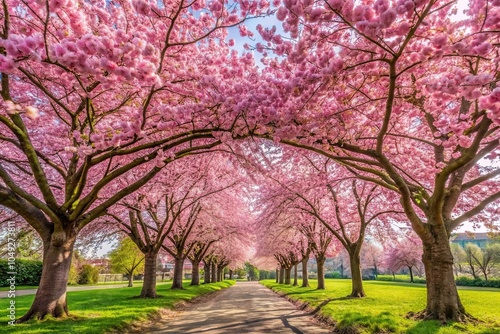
[451,232,500,249]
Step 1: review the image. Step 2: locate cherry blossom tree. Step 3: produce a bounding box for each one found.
[385,233,424,283]
[254,0,500,321]
[0,0,272,320]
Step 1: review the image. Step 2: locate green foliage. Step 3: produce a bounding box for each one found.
[108,237,144,277]
[258,270,276,280]
[244,262,259,280]
[455,276,500,288]
[77,264,99,285]
[376,274,426,284]
[0,259,42,286]
[68,265,79,285]
[0,281,234,334]
[262,279,500,333]
[325,272,343,279]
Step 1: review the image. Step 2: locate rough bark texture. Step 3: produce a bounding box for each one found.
[284,267,291,284]
[217,265,224,282]
[190,260,201,286]
[316,255,325,290]
[293,264,298,286]
[348,252,366,297]
[279,267,285,284]
[140,252,158,297]
[204,261,211,284]
[18,233,76,322]
[211,262,217,283]
[419,224,467,322]
[301,257,309,287]
[171,257,185,289]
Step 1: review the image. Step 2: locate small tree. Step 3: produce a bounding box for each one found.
[109,237,144,287]
[464,243,500,281]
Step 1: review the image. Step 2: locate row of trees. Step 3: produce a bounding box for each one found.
[0,0,499,325]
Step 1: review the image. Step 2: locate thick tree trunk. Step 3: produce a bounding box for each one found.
[204,261,211,283]
[229,269,233,280]
[140,252,158,297]
[190,260,201,286]
[409,266,414,283]
[211,262,217,283]
[19,234,76,322]
[301,257,309,287]
[348,252,365,297]
[217,265,224,282]
[293,264,298,286]
[420,224,467,322]
[316,255,326,290]
[284,266,291,284]
[279,266,285,284]
[171,257,185,289]
[275,269,279,283]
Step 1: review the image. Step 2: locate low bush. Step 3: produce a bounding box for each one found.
[0,259,42,286]
[455,276,500,288]
[78,264,99,284]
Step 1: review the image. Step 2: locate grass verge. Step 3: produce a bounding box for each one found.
[261,279,500,334]
[0,280,234,333]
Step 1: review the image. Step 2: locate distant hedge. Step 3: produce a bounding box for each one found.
[455,276,500,288]
[375,274,500,288]
[0,259,42,287]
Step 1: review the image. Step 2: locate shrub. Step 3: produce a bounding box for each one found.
[78,264,99,284]
[68,265,79,285]
[0,259,42,286]
[455,276,500,288]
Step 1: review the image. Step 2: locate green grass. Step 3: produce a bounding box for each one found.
[261,279,500,334]
[0,280,234,333]
[0,280,158,291]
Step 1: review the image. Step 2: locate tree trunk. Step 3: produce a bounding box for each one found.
[279,266,285,284]
[348,252,365,297]
[229,269,233,280]
[127,272,133,287]
[190,260,201,286]
[204,261,211,284]
[211,262,217,283]
[293,264,298,286]
[217,265,224,282]
[301,257,309,287]
[275,269,279,283]
[19,234,76,322]
[409,266,414,283]
[316,255,326,290]
[284,266,291,284]
[171,257,185,290]
[140,252,158,297]
[420,225,467,322]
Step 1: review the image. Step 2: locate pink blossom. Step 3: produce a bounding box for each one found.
[276,6,288,21]
[380,8,397,28]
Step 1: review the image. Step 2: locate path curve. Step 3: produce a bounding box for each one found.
[142,281,333,334]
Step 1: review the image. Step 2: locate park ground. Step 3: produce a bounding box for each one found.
[0,279,499,333]
[262,279,500,334]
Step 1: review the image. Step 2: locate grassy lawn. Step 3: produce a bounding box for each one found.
[0,280,234,333]
[0,280,162,292]
[261,279,500,334]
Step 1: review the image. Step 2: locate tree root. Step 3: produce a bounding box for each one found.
[406,310,480,324]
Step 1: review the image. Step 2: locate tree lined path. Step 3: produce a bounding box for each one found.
[139,282,332,334]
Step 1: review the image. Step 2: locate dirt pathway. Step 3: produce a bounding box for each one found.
[140,281,333,334]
